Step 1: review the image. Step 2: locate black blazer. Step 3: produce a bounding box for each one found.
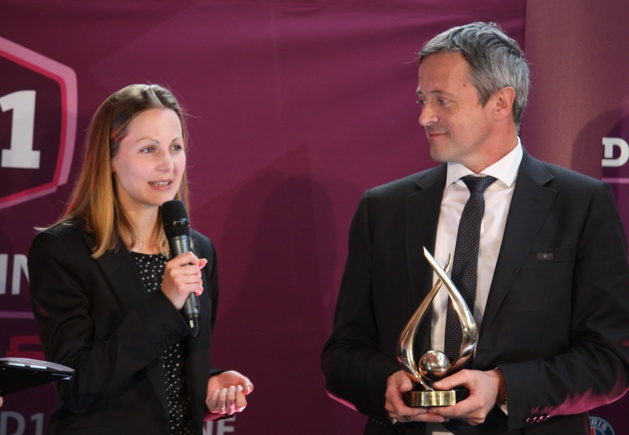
[28,221,218,434]
[322,152,629,434]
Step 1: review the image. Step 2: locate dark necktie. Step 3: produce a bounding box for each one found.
[444,175,496,363]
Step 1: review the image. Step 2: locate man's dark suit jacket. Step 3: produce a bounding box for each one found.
[321,152,629,434]
[28,221,218,434]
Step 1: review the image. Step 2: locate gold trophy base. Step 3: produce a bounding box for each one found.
[403,388,469,407]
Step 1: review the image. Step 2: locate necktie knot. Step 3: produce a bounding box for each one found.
[462,175,496,193]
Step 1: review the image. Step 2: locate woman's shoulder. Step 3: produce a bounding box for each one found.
[189,228,215,256]
[30,220,92,256]
[29,219,94,264]
[190,228,212,245]
[36,219,86,241]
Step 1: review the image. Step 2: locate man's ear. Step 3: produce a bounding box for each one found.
[493,86,516,121]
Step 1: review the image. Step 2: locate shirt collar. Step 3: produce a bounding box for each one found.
[446,138,523,188]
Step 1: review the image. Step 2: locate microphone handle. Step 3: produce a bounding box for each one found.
[168,234,201,337]
[182,294,201,338]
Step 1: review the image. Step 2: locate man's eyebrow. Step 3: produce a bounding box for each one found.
[416,89,446,97]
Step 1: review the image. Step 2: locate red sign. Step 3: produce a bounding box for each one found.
[0,37,77,210]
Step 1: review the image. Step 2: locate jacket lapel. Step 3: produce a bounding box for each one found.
[406,165,447,307]
[89,235,147,312]
[405,166,446,352]
[85,234,170,414]
[481,152,556,334]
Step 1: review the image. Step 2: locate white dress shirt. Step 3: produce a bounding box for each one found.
[426,140,522,435]
[430,140,523,355]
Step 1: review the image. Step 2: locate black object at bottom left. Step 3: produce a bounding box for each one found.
[0,357,74,396]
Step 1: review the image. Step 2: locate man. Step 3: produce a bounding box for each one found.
[321,22,629,434]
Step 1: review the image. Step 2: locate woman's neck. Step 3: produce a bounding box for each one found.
[123,206,161,254]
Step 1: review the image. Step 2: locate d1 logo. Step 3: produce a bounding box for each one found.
[0,36,77,210]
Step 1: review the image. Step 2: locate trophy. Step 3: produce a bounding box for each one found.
[396,247,478,407]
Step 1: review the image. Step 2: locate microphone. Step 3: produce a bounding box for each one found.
[161,200,200,337]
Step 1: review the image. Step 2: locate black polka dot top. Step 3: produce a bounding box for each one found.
[130,252,194,434]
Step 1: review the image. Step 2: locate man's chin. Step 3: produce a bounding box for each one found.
[428,146,449,163]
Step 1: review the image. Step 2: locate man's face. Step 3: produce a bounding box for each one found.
[416,51,497,171]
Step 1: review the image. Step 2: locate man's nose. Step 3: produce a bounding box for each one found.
[418,103,437,126]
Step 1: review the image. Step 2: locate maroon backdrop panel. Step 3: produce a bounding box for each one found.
[523,1,629,433]
[6,1,624,434]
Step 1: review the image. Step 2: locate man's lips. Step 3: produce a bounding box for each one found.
[426,130,447,138]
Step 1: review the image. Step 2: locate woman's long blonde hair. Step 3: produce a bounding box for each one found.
[53,84,190,258]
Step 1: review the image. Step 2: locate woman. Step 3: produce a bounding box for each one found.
[28,84,253,434]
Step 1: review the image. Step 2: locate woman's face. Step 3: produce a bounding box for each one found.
[111,108,186,214]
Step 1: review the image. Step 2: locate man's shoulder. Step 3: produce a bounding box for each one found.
[523,153,605,189]
[368,165,445,198]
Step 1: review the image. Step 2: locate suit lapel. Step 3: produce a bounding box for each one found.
[85,234,170,413]
[481,153,556,334]
[405,166,446,352]
[405,165,446,307]
[89,235,147,311]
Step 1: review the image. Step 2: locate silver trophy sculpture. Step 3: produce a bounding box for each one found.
[396,247,478,407]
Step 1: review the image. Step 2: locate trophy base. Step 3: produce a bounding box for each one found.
[403,387,469,407]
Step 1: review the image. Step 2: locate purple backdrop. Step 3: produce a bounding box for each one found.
[522,1,629,431]
[0,1,626,434]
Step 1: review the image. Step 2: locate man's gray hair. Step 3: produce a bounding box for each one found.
[419,22,530,130]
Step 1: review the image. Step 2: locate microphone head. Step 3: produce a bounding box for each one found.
[161,200,190,238]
